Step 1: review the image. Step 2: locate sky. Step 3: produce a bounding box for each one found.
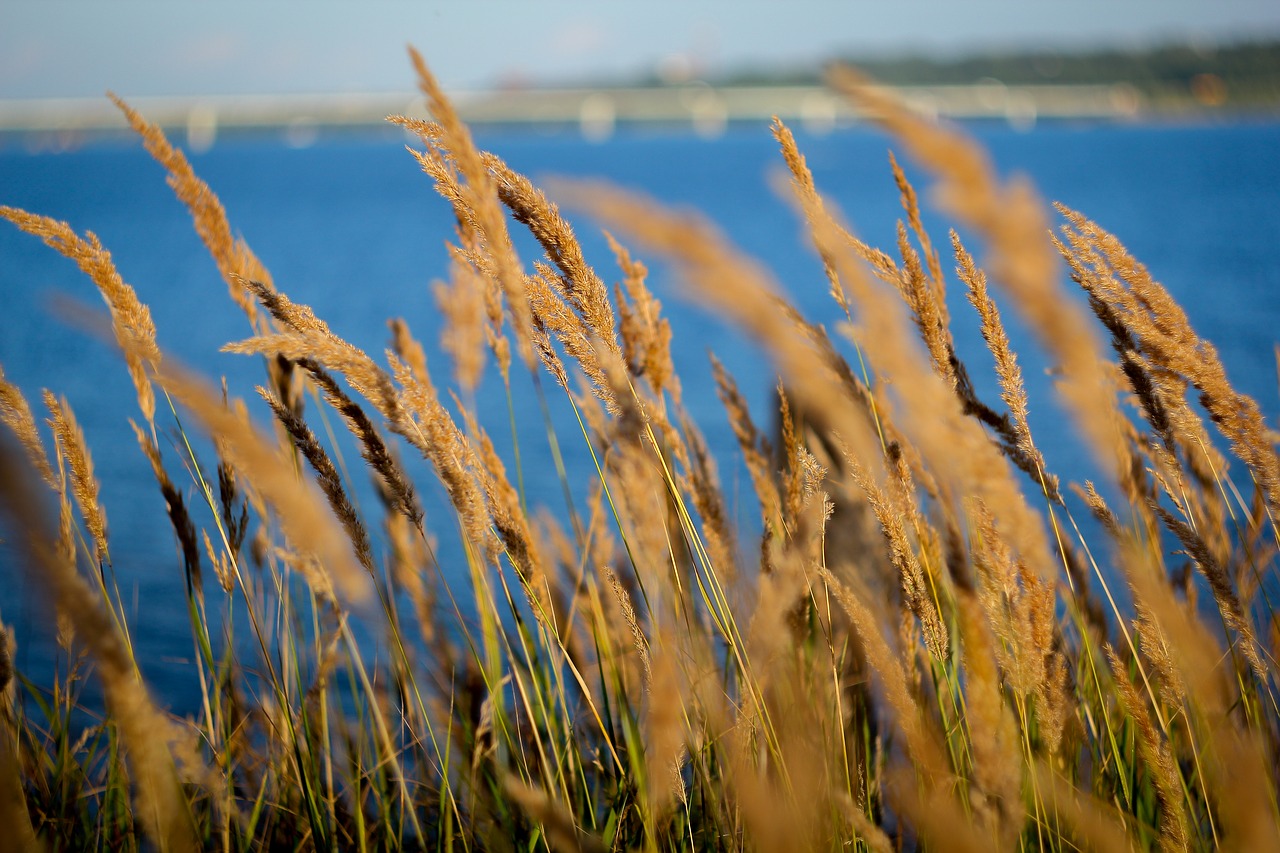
[3,1,1280,99]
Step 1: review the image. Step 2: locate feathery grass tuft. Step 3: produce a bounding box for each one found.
[0,49,1275,852]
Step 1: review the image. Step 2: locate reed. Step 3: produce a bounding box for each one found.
[0,48,1276,852]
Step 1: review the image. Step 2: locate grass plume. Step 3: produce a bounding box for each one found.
[0,51,1275,852]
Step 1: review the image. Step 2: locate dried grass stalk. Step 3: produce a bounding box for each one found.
[782,160,1059,587]
[955,232,1061,501]
[0,441,201,853]
[711,355,783,533]
[673,409,738,581]
[297,359,423,529]
[0,365,56,489]
[889,151,947,317]
[954,592,1025,848]
[259,386,376,576]
[406,47,533,363]
[109,93,273,327]
[1130,602,1187,710]
[226,331,397,422]
[643,641,687,818]
[132,421,202,590]
[777,381,805,526]
[0,625,40,853]
[772,117,898,314]
[552,178,886,491]
[604,418,682,625]
[884,766,990,853]
[1105,644,1189,851]
[1033,764,1140,853]
[150,359,367,607]
[43,391,109,565]
[394,138,514,379]
[841,799,895,853]
[841,446,947,659]
[1120,532,1280,850]
[1210,729,1280,852]
[484,152,619,352]
[828,67,1128,486]
[970,502,1064,742]
[1057,204,1280,517]
[386,504,442,653]
[605,566,652,691]
[892,219,954,389]
[435,259,488,392]
[386,342,499,562]
[817,568,947,779]
[526,265,618,412]
[503,777,606,853]
[0,208,159,422]
[467,415,560,629]
[607,231,678,402]
[1153,503,1268,685]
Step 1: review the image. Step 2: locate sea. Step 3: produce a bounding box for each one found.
[1,117,1278,712]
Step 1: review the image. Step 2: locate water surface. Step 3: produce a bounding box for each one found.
[2,119,1277,708]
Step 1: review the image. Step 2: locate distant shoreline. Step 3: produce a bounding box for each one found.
[5,39,1276,146]
[2,81,1273,153]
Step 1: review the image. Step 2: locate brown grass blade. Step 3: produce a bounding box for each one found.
[817,567,947,779]
[827,66,1127,487]
[297,359,423,529]
[1033,763,1139,853]
[150,358,369,607]
[776,160,1059,586]
[1105,643,1189,851]
[0,440,201,853]
[0,365,56,490]
[259,386,376,577]
[406,46,534,363]
[0,208,159,422]
[483,151,619,353]
[502,777,606,853]
[606,231,679,403]
[434,258,488,393]
[130,421,202,591]
[109,93,274,328]
[43,391,110,566]
[0,626,42,853]
[551,178,886,509]
[1058,204,1280,517]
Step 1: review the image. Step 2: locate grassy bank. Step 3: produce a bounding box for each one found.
[1,49,1278,851]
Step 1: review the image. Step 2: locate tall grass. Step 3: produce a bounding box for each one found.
[1,48,1278,851]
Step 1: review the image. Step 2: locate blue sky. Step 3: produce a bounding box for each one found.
[4,1,1280,99]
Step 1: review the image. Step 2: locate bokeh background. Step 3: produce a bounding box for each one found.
[5,1,1280,97]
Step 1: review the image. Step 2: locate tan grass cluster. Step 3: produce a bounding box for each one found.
[0,48,1276,852]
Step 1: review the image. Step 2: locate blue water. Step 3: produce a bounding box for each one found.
[2,119,1279,710]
